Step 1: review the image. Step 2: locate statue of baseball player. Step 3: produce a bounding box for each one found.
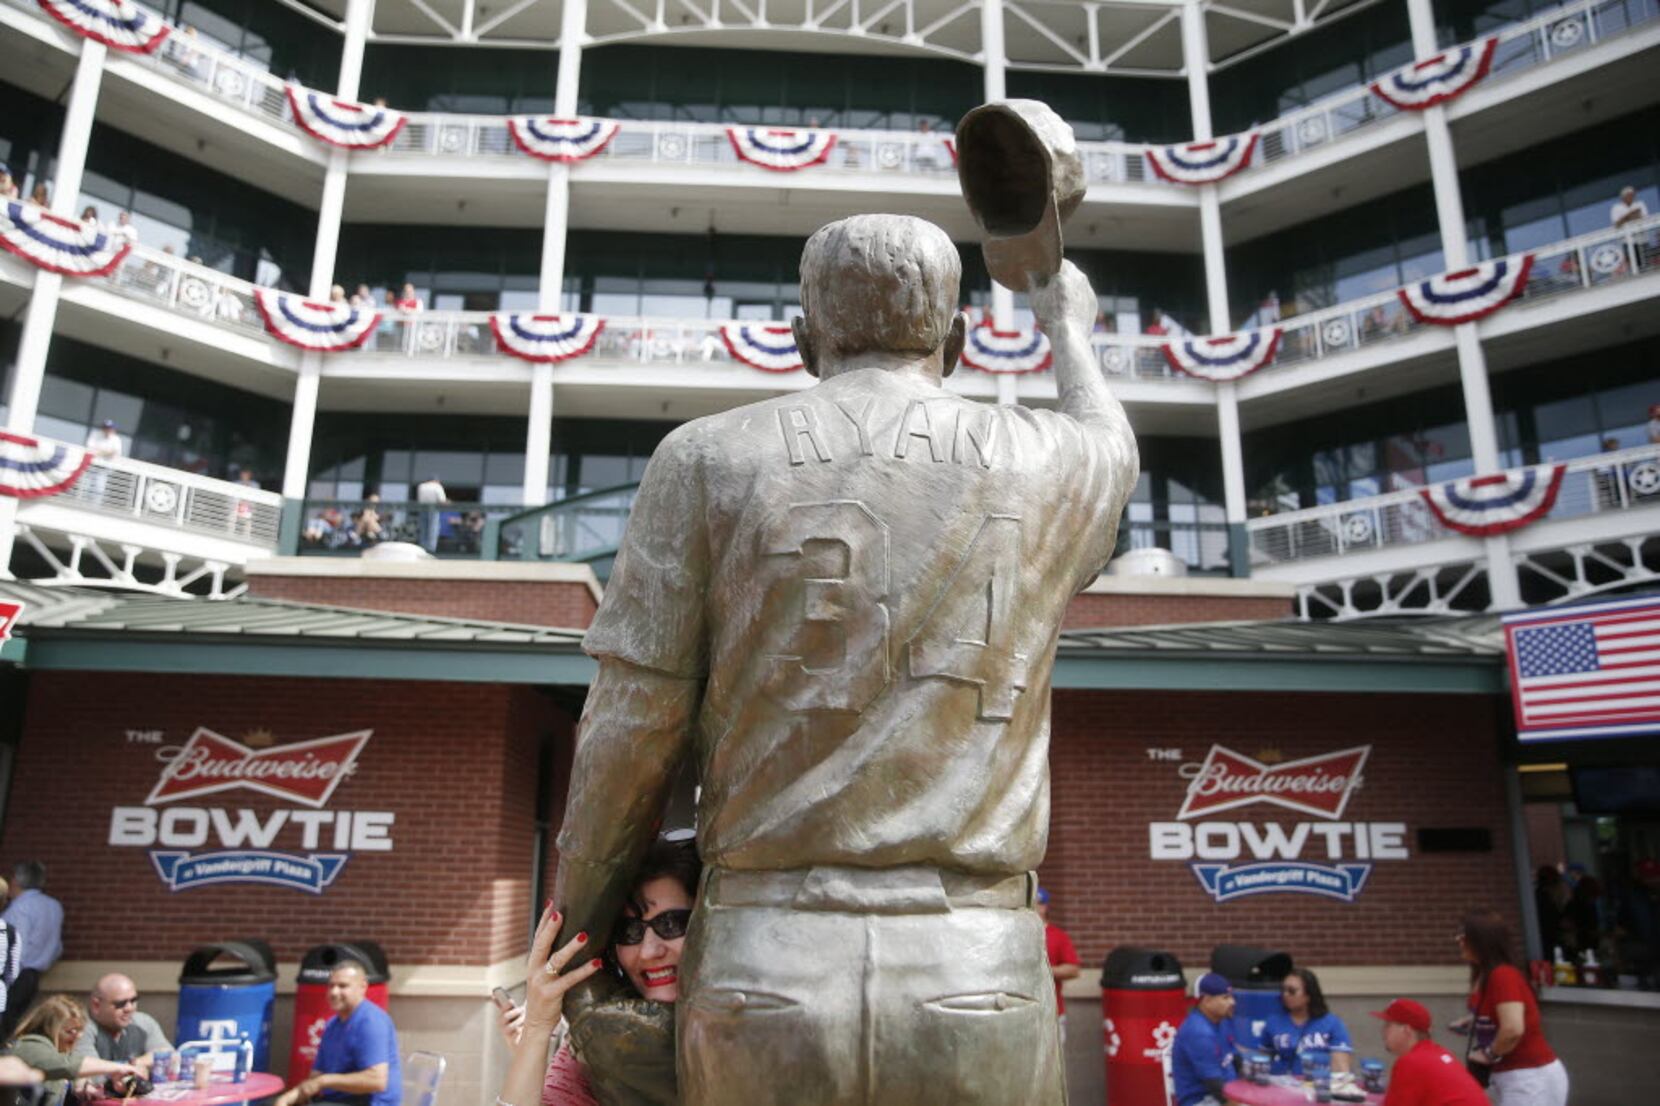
[550,100,1139,1106]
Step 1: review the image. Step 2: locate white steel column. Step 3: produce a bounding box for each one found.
[1183,1,1248,572]
[523,0,587,505]
[1406,0,1520,609]
[5,41,106,436]
[979,0,1018,404]
[281,0,373,501]
[1,40,105,575]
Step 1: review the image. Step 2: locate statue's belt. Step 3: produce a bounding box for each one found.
[701,865,1036,915]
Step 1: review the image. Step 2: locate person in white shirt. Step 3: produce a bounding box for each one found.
[86,421,123,462]
[415,476,448,550]
[1611,186,1649,229]
[83,421,123,503]
[112,212,138,245]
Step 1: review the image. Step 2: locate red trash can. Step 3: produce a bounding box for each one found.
[289,941,390,1081]
[1102,947,1187,1106]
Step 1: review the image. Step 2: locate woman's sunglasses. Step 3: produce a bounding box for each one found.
[614,909,692,946]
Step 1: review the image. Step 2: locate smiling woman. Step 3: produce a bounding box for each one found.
[495,836,702,1106]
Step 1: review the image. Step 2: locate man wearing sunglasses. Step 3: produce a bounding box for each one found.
[71,974,173,1075]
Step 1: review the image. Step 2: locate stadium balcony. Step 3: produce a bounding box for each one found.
[2,0,1657,245]
[2,211,1652,428]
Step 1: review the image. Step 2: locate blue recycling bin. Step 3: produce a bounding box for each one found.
[1211,944,1293,1053]
[176,940,277,1071]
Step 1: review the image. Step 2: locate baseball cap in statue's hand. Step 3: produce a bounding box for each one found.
[1196,972,1232,997]
[955,100,1084,293]
[1369,998,1432,1032]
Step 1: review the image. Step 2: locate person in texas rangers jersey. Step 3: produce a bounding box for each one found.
[1261,968,1354,1076]
[551,212,1139,1106]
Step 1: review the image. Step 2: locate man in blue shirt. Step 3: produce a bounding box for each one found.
[1171,972,1237,1106]
[275,962,400,1106]
[1,861,64,1039]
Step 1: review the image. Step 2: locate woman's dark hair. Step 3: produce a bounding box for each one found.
[1285,968,1329,1021]
[1460,909,1516,983]
[625,836,702,917]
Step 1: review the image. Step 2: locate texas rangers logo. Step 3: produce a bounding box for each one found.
[146,728,371,807]
[1177,744,1369,820]
[0,600,22,642]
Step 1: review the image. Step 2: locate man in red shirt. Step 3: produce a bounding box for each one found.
[1370,999,1487,1106]
[1037,888,1082,1044]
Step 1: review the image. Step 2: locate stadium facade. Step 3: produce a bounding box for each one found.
[1,0,1658,1103]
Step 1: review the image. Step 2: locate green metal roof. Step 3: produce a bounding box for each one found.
[0,581,595,684]
[1053,616,1504,694]
[0,582,1505,693]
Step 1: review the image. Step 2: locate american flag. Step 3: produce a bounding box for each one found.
[1504,596,1660,741]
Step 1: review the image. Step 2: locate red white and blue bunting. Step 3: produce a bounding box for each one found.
[36,0,170,54]
[0,431,91,499]
[1145,131,1259,186]
[1161,328,1281,382]
[1398,255,1533,326]
[254,289,380,352]
[726,127,838,172]
[0,201,131,277]
[285,86,407,150]
[960,326,1053,375]
[489,313,605,363]
[507,117,620,163]
[1371,37,1498,111]
[720,323,802,373]
[1420,463,1565,537]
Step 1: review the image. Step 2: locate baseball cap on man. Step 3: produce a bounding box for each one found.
[1035,887,1050,905]
[1196,972,1231,997]
[1369,998,1431,1032]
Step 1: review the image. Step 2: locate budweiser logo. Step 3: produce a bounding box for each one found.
[1176,744,1369,821]
[0,600,21,643]
[146,728,372,808]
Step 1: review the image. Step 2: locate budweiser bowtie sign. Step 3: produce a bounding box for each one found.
[1151,744,1407,903]
[109,727,394,893]
[0,600,21,643]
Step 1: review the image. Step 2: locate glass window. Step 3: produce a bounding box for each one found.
[37,376,95,425]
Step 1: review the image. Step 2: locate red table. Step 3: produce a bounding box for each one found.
[91,1073,285,1106]
[1224,1078,1384,1106]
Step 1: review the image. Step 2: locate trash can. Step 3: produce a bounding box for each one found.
[1102,947,1187,1106]
[289,941,390,1082]
[176,940,276,1071]
[1211,944,1293,1053]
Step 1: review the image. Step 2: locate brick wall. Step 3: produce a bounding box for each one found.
[246,577,597,630]
[1040,689,1522,974]
[2,672,575,965]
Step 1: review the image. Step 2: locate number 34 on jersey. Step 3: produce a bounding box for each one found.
[763,500,1030,722]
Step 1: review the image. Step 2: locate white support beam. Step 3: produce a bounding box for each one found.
[5,40,105,438]
[980,0,1006,96]
[1405,0,1519,609]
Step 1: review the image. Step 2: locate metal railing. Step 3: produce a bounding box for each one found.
[487,484,640,564]
[384,114,1153,185]
[1248,213,1660,373]
[30,217,1654,389]
[27,444,284,548]
[98,243,273,339]
[8,0,1654,186]
[1252,0,1659,174]
[358,313,1185,382]
[1246,443,1660,567]
[0,0,307,140]
[297,499,518,556]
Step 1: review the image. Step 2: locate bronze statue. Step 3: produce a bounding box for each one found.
[553,99,1139,1106]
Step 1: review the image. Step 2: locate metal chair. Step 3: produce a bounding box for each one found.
[402,1050,447,1106]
